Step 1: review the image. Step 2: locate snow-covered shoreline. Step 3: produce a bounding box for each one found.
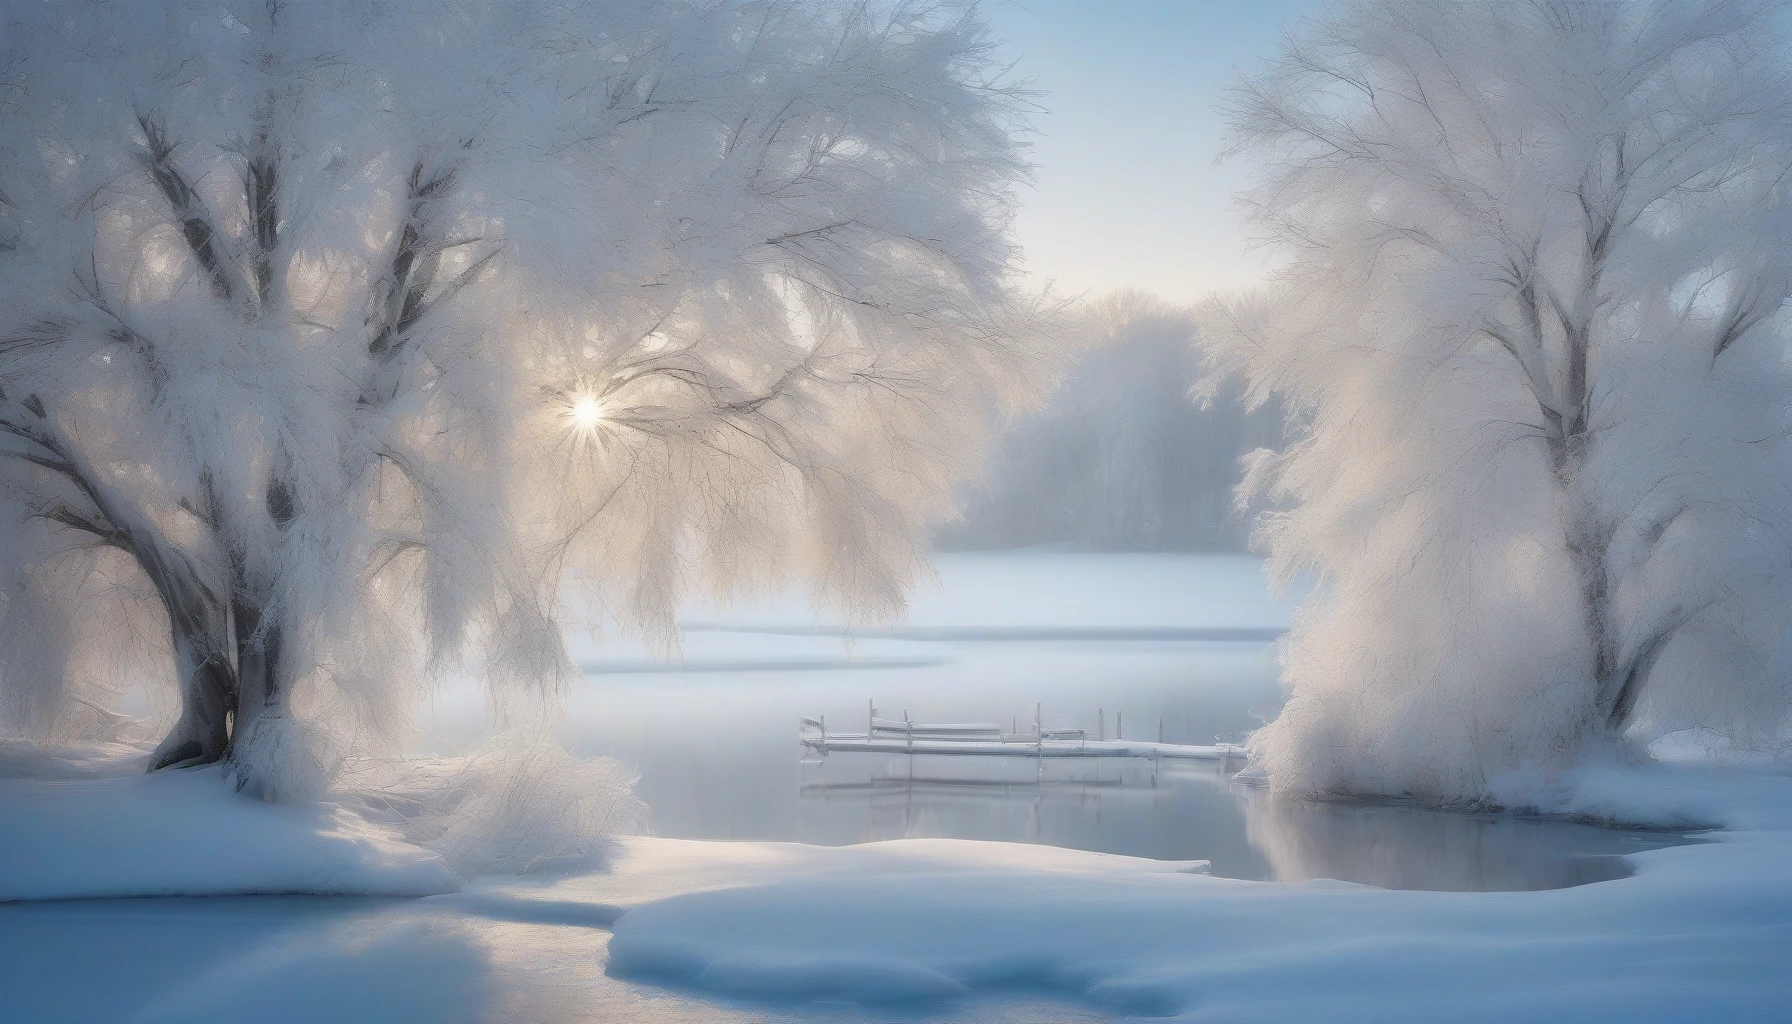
[601,764,1790,1019]
[3,754,1788,1022]
[2,554,1783,1021]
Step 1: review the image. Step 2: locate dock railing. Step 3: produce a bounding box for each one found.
[800,700,1247,763]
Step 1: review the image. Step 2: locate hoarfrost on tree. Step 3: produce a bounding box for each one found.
[0,0,1045,799]
[1202,0,1792,802]
[939,291,1281,553]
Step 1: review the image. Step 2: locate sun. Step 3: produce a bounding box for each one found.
[564,390,608,435]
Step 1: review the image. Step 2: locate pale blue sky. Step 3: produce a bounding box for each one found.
[985,1,1313,304]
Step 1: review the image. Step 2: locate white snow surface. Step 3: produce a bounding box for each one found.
[0,743,455,900]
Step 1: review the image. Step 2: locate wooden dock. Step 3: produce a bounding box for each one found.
[800,701,1248,763]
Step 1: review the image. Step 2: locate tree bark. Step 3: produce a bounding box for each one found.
[227,593,281,754]
[148,624,235,769]
[222,476,296,790]
[141,545,236,770]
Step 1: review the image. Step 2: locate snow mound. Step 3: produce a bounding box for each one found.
[606,848,1790,1019]
[0,734,648,900]
[0,767,456,901]
[504,834,1213,916]
[598,772,1792,1020]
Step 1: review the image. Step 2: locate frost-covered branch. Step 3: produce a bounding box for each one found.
[135,112,237,303]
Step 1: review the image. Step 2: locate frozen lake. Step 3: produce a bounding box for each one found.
[421,552,1693,892]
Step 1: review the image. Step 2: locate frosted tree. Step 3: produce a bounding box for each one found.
[939,291,1279,552]
[1203,0,1792,801]
[0,0,1042,796]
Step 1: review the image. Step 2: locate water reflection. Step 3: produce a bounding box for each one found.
[798,760,1698,891]
[1238,791,1697,890]
[416,619,1692,896]
[797,757,1273,879]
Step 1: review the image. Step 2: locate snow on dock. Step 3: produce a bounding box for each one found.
[799,702,1249,762]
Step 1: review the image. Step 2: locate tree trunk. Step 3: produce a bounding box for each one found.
[223,478,295,791]
[148,592,236,770]
[1561,453,1658,738]
[86,493,238,770]
[1550,400,1630,741]
[1567,506,1625,728]
[228,592,281,752]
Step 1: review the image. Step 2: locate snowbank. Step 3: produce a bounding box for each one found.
[0,763,456,901]
[591,765,1792,1020]
[0,732,649,901]
[605,846,1786,1018]
[457,833,1212,916]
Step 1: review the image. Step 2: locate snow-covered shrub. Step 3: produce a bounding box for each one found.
[338,732,646,878]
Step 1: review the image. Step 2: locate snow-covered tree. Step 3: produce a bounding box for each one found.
[0,0,1043,795]
[938,291,1279,552]
[1204,0,1792,801]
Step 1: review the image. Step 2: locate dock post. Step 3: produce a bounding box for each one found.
[1098,708,1104,742]
[905,709,915,781]
[1035,701,1044,780]
[1117,711,1123,741]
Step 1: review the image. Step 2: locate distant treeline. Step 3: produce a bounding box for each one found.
[938,292,1281,553]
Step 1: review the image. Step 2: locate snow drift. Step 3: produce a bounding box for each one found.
[0,734,643,900]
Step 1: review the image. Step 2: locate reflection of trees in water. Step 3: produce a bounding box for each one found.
[1239,793,1693,892]
[796,761,1277,876]
[797,764,1690,891]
